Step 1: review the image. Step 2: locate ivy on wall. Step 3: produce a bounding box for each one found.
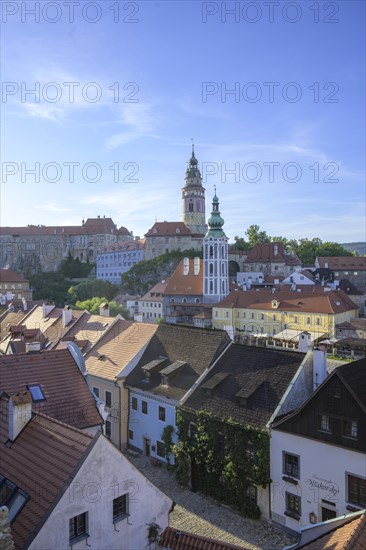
[174,408,271,519]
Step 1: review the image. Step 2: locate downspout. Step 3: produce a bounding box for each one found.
[115,379,122,450]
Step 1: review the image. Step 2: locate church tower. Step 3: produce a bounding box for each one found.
[181,146,207,235]
[203,189,229,304]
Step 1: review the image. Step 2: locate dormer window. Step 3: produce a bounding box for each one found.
[27,384,46,402]
[176,227,181,233]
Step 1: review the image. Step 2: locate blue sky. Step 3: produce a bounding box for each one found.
[1,0,365,243]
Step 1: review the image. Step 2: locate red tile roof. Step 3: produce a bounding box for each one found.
[140,279,170,301]
[317,257,366,270]
[0,403,95,550]
[145,221,192,237]
[215,289,358,315]
[0,348,103,429]
[159,527,248,549]
[0,269,28,283]
[245,242,301,265]
[297,511,366,549]
[1,217,122,237]
[164,258,203,296]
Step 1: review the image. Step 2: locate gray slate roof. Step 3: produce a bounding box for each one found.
[183,344,306,428]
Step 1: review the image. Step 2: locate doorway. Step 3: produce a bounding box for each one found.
[143,437,151,457]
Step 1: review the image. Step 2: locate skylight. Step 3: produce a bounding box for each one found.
[27,384,46,402]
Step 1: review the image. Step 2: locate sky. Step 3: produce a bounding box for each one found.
[1,0,365,243]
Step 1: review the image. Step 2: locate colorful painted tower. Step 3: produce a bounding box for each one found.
[181,146,207,235]
[203,189,229,303]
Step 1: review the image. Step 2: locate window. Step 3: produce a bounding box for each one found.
[307,317,311,324]
[348,475,366,507]
[69,512,88,543]
[285,492,301,519]
[27,384,46,402]
[273,314,276,321]
[105,391,112,408]
[246,485,257,504]
[156,440,165,458]
[92,387,99,398]
[294,316,298,324]
[343,420,358,439]
[158,406,166,422]
[142,400,148,414]
[0,476,28,522]
[105,420,112,438]
[113,494,128,521]
[283,452,300,478]
[189,422,197,439]
[319,414,331,432]
[131,397,138,411]
[316,318,321,326]
[128,429,134,440]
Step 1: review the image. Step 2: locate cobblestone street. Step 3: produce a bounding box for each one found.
[124,452,298,550]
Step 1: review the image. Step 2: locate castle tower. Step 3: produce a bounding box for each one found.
[181,145,207,235]
[203,189,229,304]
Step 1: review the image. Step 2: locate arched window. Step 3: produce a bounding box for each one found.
[209,263,213,275]
[209,245,213,258]
[189,201,193,212]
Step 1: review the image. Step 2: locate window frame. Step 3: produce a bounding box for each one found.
[343,419,358,439]
[283,452,300,479]
[105,390,112,409]
[156,440,165,458]
[285,491,301,520]
[131,397,138,411]
[69,512,89,545]
[158,406,166,422]
[113,493,129,523]
[142,400,148,415]
[347,474,366,507]
[27,384,46,403]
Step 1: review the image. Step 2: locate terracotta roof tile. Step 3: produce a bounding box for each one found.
[159,526,248,549]
[1,217,121,237]
[245,243,301,265]
[145,221,192,237]
[57,312,116,353]
[0,404,94,550]
[298,512,366,549]
[215,289,358,315]
[164,259,203,296]
[140,280,170,301]
[0,348,103,429]
[317,257,366,270]
[85,320,158,380]
[0,269,28,283]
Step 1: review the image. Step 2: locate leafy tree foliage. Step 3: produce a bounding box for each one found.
[68,279,118,303]
[231,226,353,264]
[73,296,131,318]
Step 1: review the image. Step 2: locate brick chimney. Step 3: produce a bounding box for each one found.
[8,392,32,443]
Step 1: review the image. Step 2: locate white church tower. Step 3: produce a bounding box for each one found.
[203,188,229,303]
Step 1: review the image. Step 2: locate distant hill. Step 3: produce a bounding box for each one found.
[341,242,366,256]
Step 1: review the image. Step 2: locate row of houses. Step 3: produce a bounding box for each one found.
[1,298,365,547]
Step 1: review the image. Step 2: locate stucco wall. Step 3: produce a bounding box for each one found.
[29,435,172,550]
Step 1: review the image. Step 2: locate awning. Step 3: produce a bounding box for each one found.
[273,329,326,342]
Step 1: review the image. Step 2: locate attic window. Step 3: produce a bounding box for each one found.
[98,354,106,361]
[27,384,46,402]
[176,228,180,234]
[153,228,157,233]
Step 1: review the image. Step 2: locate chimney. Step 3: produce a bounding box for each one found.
[313,346,327,390]
[8,392,32,442]
[22,298,27,311]
[325,262,329,268]
[26,342,41,353]
[62,305,73,327]
[99,302,110,317]
[274,244,278,256]
[298,331,312,352]
[194,257,200,276]
[183,257,189,276]
[42,303,53,318]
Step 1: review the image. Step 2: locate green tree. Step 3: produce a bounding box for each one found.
[68,279,118,303]
[316,241,353,258]
[73,296,131,319]
[231,236,251,251]
[245,225,270,246]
